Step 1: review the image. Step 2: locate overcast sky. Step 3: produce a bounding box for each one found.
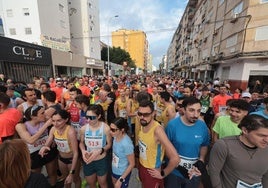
[99,0,188,68]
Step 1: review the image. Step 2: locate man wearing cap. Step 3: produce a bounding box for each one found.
[212,99,249,143]
[90,86,100,104]
[241,91,256,113]
[250,97,268,119]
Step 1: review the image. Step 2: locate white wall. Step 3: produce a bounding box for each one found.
[0,0,42,44]
[68,0,100,59]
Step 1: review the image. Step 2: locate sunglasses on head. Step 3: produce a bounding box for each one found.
[137,112,152,117]
[110,127,119,132]
[86,115,97,120]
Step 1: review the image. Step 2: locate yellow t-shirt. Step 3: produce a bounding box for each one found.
[116,98,128,118]
[161,104,176,128]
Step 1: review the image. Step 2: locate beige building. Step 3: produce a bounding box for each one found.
[112,29,148,71]
[168,0,268,91]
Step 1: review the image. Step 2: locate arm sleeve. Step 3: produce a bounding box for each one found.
[209,139,228,188]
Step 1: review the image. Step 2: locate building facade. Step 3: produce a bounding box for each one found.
[0,0,103,77]
[169,0,268,91]
[112,29,148,70]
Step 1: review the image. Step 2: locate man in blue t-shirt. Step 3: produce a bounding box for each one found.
[165,96,210,188]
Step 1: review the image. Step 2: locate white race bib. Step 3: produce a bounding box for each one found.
[86,138,102,152]
[112,152,119,168]
[179,156,198,170]
[138,140,147,160]
[219,106,227,112]
[28,135,48,153]
[201,106,208,113]
[119,109,127,118]
[55,139,71,153]
[236,180,262,188]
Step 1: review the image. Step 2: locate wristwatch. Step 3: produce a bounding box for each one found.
[119,177,125,183]
[161,170,165,177]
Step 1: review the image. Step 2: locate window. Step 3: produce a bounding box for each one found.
[261,0,268,3]
[23,8,30,16]
[25,27,32,35]
[226,34,238,48]
[90,26,93,31]
[89,3,92,8]
[9,28,16,35]
[60,20,66,28]
[233,2,243,14]
[219,0,224,6]
[91,47,94,52]
[6,9,13,17]
[59,4,64,12]
[255,26,268,41]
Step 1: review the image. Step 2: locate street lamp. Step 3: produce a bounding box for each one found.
[107,15,119,77]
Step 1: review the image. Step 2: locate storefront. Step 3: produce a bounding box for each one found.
[0,36,52,83]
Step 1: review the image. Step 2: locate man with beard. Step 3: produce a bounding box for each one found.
[212,99,250,143]
[137,100,180,188]
[165,96,210,188]
[209,114,268,187]
[17,88,44,115]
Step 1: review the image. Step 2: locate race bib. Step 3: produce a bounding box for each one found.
[112,152,119,168]
[138,140,147,160]
[219,106,227,112]
[55,139,71,153]
[201,106,209,113]
[86,138,102,152]
[119,109,127,118]
[179,156,198,170]
[236,180,262,188]
[28,135,48,153]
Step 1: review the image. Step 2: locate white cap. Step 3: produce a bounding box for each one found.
[242,92,251,98]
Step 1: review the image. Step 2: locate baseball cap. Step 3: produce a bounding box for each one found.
[56,78,63,82]
[242,92,251,98]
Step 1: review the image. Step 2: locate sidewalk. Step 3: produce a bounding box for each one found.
[43,167,142,188]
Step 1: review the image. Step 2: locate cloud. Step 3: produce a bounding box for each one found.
[99,0,186,67]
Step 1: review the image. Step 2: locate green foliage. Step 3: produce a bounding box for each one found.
[101,46,136,68]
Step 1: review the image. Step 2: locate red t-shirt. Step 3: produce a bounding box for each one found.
[0,108,22,143]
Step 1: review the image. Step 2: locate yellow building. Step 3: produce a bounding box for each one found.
[112,29,148,70]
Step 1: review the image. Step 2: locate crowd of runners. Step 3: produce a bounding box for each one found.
[0,73,268,188]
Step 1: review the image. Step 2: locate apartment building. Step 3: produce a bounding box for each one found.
[0,0,103,77]
[168,0,268,90]
[112,29,148,71]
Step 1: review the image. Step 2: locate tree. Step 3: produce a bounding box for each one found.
[101,46,136,68]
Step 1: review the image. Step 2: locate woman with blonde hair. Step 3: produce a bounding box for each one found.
[0,139,49,188]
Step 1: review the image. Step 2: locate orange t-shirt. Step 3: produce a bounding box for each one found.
[0,108,22,143]
[212,94,232,114]
[79,85,91,97]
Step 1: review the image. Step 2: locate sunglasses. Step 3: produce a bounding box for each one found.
[137,112,152,117]
[86,115,97,120]
[110,128,119,132]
